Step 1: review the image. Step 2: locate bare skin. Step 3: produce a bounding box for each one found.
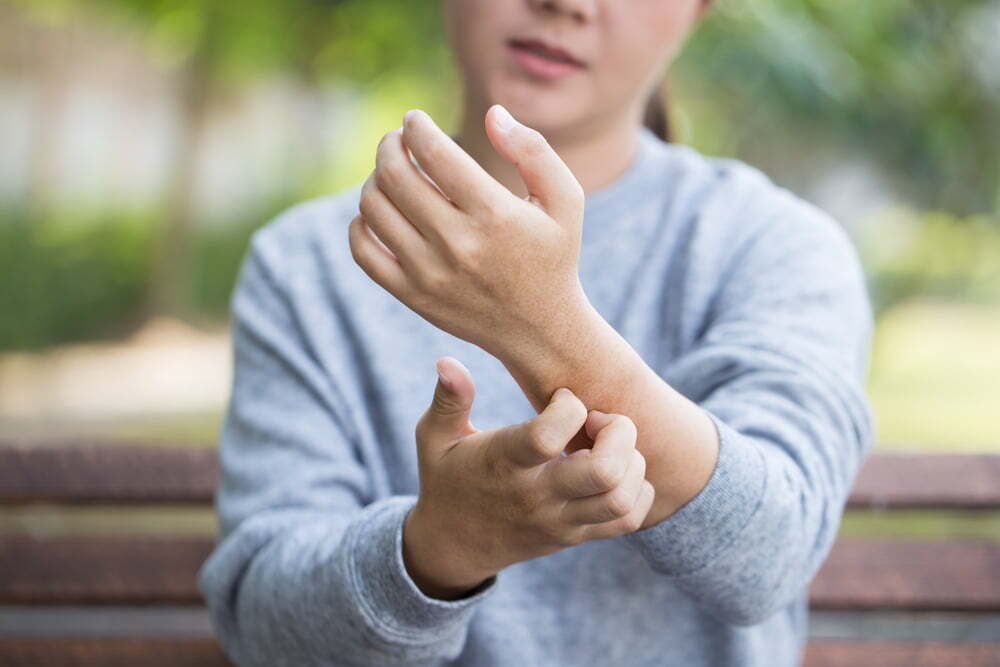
[348,0,721,598]
[402,357,654,599]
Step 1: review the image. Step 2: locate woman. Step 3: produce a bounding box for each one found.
[199,1,875,665]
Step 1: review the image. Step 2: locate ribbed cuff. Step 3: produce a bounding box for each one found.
[622,407,768,576]
[346,495,499,642]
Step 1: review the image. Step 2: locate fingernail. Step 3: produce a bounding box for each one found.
[435,359,453,391]
[555,387,572,399]
[492,104,517,132]
[403,109,422,127]
[590,409,605,418]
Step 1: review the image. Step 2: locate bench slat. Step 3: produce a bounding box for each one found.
[809,539,1000,611]
[846,452,1000,509]
[3,535,999,609]
[0,443,217,504]
[803,640,1000,667]
[0,638,232,667]
[0,536,213,604]
[2,443,1000,508]
[2,639,998,667]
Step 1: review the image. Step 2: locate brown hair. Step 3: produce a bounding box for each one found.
[644,0,713,143]
[642,78,672,143]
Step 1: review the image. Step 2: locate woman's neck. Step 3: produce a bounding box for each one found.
[452,101,643,201]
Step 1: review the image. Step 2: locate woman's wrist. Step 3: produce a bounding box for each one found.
[402,503,497,600]
[491,282,602,373]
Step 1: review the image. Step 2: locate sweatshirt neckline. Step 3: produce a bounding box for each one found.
[582,125,663,217]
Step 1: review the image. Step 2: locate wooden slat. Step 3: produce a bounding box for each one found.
[0,442,217,504]
[4,535,999,610]
[803,640,1000,667]
[810,539,1000,611]
[846,452,1000,510]
[0,640,995,667]
[2,442,999,508]
[2,639,998,667]
[0,638,232,666]
[0,536,214,604]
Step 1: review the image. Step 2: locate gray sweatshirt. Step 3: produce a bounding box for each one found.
[198,126,875,667]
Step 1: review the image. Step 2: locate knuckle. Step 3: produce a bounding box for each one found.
[527,421,563,459]
[611,413,638,441]
[632,449,646,475]
[482,198,517,225]
[415,268,448,293]
[589,455,625,491]
[449,234,483,266]
[566,397,588,426]
[620,510,645,534]
[603,487,632,520]
[556,526,583,548]
[348,218,368,260]
[375,159,404,191]
[358,191,377,220]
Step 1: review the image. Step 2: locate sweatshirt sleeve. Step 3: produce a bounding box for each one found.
[621,200,877,627]
[197,224,499,667]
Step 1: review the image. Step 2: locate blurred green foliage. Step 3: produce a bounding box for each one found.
[862,209,1000,315]
[0,208,152,350]
[3,0,998,351]
[673,0,1000,216]
[0,198,292,350]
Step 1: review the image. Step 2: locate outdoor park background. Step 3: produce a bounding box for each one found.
[1,0,998,541]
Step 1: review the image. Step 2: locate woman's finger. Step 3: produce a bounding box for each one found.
[545,411,636,498]
[580,480,656,542]
[374,128,458,245]
[495,388,588,470]
[359,172,430,275]
[559,449,646,525]
[347,214,409,299]
[401,108,512,217]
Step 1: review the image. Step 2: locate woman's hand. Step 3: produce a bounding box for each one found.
[348,105,590,360]
[402,357,655,599]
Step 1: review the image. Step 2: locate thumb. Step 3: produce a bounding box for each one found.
[484,104,584,223]
[423,356,477,442]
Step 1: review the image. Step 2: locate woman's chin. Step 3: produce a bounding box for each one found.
[488,86,590,133]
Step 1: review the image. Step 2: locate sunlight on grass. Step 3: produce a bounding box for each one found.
[867,299,1000,452]
[840,510,1000,541]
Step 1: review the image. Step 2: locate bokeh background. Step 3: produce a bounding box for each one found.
[1,0,998,521]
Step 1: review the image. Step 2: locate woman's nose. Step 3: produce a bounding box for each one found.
[527,0,597,24]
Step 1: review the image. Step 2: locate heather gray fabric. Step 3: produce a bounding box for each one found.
[198,126,875,667]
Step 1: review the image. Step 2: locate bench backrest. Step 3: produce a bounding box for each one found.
[2,441,999,666]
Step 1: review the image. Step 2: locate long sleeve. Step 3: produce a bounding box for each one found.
[197,224,499,667]
[622,200,876,627]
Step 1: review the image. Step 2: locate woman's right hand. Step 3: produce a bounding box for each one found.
[403,356,656,600]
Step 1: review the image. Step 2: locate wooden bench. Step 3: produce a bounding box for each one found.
[2,441,999,666]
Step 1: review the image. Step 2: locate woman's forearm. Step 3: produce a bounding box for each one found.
[493,296,719,528]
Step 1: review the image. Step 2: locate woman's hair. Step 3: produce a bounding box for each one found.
[644,0,712,143]
[642,78,672,143]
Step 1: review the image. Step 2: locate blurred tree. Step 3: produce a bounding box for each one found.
[674,0,1000,217]
[15,0,450,320]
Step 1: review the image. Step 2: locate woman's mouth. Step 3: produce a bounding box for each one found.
[506,37,586,80]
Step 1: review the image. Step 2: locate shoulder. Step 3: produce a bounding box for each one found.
[653,142,864,286]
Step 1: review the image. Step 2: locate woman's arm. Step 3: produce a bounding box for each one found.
[493,202,876,627]
[198,215,498,667]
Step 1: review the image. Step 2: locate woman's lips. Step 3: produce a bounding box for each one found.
[506,38,586,80]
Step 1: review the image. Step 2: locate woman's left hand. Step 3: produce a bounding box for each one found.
[348,104,591,360]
